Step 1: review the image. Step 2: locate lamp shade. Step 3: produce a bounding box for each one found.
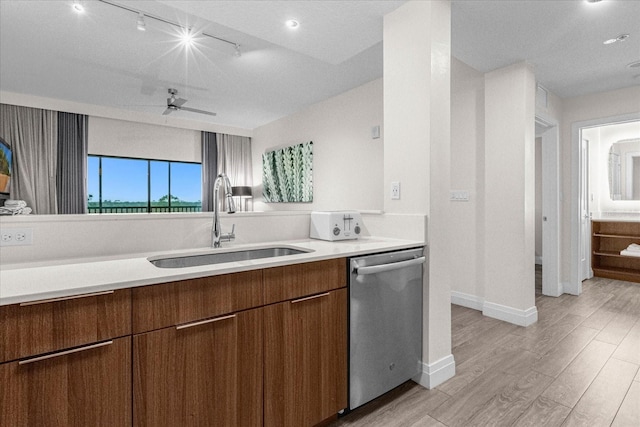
[232,186,252,197]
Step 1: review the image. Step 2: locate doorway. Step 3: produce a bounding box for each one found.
[570,113,640,295]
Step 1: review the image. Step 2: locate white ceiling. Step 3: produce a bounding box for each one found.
[0,0,639,130]
[451,0,640,99]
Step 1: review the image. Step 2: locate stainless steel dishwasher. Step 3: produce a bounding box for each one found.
[349,247,425,410]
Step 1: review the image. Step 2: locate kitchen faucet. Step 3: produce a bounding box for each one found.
[212,173,236,248]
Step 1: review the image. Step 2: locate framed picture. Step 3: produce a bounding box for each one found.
[262,141,313,203]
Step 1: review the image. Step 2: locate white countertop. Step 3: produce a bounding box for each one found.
[0,237,424,306]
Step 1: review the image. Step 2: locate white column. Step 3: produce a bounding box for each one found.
[483,62,538,326]
[384,0,454,388]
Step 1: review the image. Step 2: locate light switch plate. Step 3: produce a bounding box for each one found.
[450,190,470,202]
[371,125,381,139]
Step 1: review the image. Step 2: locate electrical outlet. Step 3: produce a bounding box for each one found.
[0,228,33,246]
[391,181,400,200]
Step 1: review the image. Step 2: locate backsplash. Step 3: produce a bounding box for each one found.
[0,212,426,265]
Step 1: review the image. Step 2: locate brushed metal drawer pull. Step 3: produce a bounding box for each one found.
[19,290,115,307]
[18,341,113,365]
[291,292,330,304]
[176,314,236,330]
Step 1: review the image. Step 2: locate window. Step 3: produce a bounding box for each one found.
[87,155,202,213]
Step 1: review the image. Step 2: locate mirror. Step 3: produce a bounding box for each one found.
[262,142,313,203]
[608,139,640,200]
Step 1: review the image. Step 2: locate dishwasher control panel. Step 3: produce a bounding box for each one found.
[310,211,363,241]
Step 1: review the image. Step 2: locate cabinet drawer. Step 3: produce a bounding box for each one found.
[132,270,263,333]
[263,258,347,305]
[0,289,131,363]
[1,336,131,427]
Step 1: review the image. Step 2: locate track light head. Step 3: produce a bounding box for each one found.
[180,28,194,46]
[136,13,146,31]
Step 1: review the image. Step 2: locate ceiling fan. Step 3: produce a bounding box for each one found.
[163,88,216,117]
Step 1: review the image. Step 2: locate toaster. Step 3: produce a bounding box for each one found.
[310,211,363,241]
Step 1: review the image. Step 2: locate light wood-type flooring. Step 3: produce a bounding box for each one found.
[331,267,640,427]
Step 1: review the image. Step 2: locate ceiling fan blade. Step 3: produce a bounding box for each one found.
[162,107,174,116]
[180,106,217,116]
[173,98,188,108]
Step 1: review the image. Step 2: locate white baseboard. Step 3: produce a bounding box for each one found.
[483,301,538,327]
[451,291,485,311]
[412,354,456,389]
[535,256,543,265]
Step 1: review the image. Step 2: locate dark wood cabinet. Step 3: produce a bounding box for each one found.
[1,258,349,427]
[264,288,348,427]
[263,258,346,304]
[592,220,640,283]
[131,270,263,333]
[0,337,132,427]
[0,289,131,364]
[133,308,263,427]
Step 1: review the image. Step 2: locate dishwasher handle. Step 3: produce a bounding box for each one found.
[355,256,425,276]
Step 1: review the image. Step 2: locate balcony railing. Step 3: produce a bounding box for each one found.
[88,205,202,214]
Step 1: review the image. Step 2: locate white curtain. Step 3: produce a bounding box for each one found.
[0,104,58,214]
[217,134,252,187]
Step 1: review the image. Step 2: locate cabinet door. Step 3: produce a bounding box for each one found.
[0,337,131,427]
[264,289,347,427]
[133,308,263,427]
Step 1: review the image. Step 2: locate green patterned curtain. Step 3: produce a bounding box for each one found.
[262,141,312,203]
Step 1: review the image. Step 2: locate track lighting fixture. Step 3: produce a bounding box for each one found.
[136,13,146,31]
[94,0,241,56]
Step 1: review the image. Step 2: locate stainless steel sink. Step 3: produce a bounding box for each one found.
[149,247,311,268]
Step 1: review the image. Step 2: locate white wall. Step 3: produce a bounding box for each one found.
[251,79,384,212]
[89,117,201,162]
[449,58,485,305]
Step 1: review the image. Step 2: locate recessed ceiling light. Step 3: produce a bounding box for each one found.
[604,34,630,45]
[286,19,300,29]
[72,1,84,13]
